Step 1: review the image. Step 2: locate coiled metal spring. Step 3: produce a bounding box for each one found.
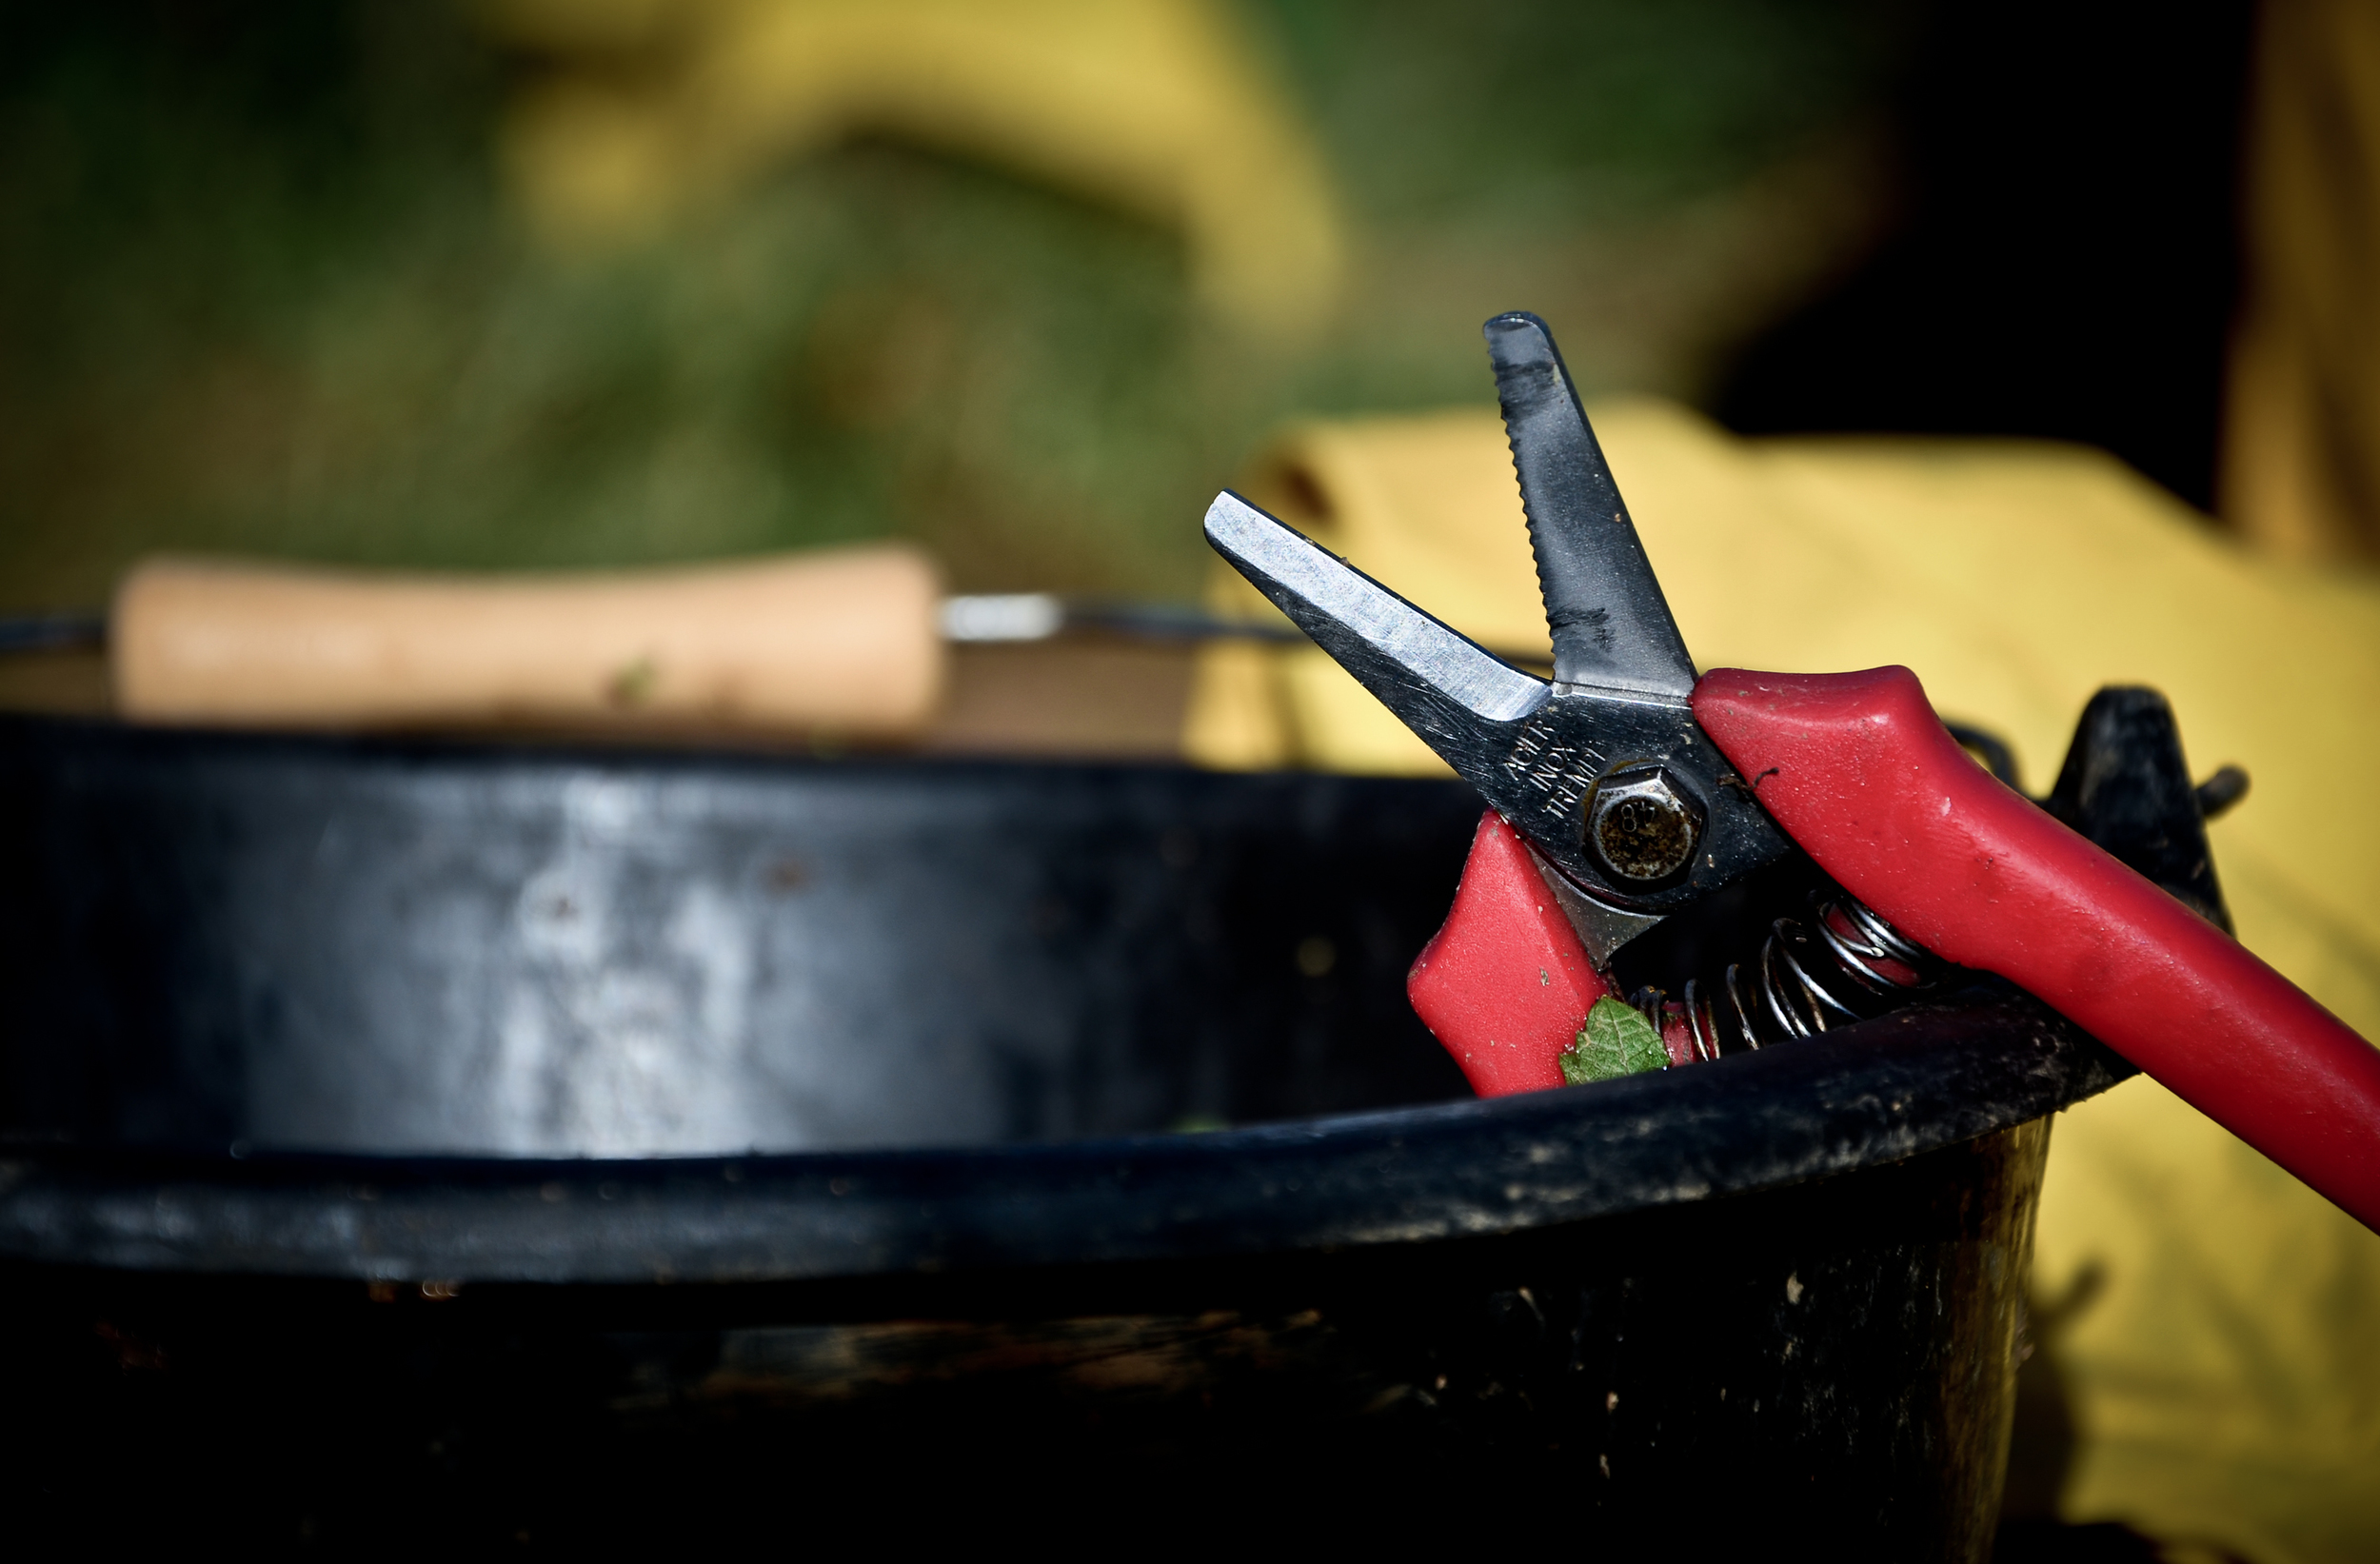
[1629,894,1941,1062]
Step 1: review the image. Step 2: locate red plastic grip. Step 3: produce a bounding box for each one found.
[1408,811,1618,1097]
[1693,664,2380,1233]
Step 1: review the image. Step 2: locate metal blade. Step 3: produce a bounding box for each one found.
[1485,311,1696,698]
[1202,492,1548,764]
[1204,486,1790,918]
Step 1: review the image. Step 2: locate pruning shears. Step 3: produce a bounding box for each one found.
[1204,311,2380,1234]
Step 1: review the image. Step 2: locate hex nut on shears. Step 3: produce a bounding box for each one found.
[1587,764,1703,884]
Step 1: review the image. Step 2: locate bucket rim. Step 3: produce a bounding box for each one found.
[0,991,2128,1284]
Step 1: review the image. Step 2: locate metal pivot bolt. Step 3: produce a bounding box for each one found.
[1586,763,1704,884]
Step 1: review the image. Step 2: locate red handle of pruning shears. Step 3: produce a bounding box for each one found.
[1411,664,2380,1233]
[1407,811,1622,1098]
[1692,666,2380,1232]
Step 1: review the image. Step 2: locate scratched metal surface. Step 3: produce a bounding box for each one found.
[0,715,1475,1161]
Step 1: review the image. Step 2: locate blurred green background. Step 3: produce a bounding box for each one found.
[0,1,1913,611]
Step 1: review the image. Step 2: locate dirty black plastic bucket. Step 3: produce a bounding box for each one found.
[0,716,2126,1553]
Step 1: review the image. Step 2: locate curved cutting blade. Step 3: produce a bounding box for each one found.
[1486,311,1696,698]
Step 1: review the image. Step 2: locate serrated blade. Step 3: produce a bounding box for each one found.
[1485,311,1696,698]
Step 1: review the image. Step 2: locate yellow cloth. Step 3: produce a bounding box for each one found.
[2224,0,2380,564]
[1187,400,2380,1564]
[479,0,1342,334]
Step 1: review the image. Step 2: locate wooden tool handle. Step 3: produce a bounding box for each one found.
[111,545,945,738]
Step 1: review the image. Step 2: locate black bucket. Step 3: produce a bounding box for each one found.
[0,716,2124,1553]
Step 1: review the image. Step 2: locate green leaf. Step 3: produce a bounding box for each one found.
[1560,996,1670,1085]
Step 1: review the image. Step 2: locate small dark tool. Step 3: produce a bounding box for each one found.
[1206,310,2380,1233]
[0,568,1548,738]
[0,597,1547,666]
